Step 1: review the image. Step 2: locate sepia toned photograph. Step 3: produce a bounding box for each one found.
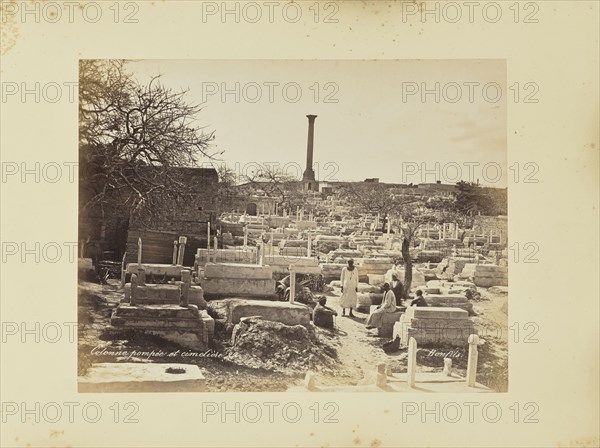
[77,59,509,393]
[1,1,598,447]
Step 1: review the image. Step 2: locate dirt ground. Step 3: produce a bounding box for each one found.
[78,279,508,392]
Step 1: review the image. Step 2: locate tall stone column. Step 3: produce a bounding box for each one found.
[303,115,317,182]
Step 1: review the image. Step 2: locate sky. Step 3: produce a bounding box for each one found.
[127,59,507,187]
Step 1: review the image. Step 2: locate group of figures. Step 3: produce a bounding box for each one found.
[312,259,429,331]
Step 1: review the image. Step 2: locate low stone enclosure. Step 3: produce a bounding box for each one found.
[395,307,475,347]
[199,263,276,299]
[111,268,214,351]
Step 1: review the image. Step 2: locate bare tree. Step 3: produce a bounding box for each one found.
[338,183,400,232]
[242,165,310,213]
[79,60,217,229]
[340,183,449,298]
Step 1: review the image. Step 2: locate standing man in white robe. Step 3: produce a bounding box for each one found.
[340,259,359,317]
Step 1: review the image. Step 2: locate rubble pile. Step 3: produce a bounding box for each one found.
[226,317,338,373]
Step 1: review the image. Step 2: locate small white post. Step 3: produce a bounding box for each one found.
[180,269,191,307]
[130,273,138,305]
[466,334,479,387]
[307,234,312,258]
[259,242,264,266]
[243,225,248,248]
[119,252,127,290]
[177,236,187,266]
[443,358,453,376]
[407,337,417,387]
[288,264,296,303]
[137,237,142,267]
[213,237,218,262]
[172,240,178,265]
[207,221,211,250]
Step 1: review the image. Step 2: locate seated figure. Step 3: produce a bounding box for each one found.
[312,297,338,329]
[365,282,397,329]
[410,289,428,307]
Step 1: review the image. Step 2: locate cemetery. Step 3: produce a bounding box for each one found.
[78,111,509,393]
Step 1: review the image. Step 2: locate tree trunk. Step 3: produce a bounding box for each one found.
[401,237,412,299]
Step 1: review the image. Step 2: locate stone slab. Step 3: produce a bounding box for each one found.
[263,255,322,275]
[263,255,319,267]
[202,277,275,298]
[126,263,187,277]
[295,221,318,230]
[111,316,201,330]
[78,363,205,393]
[225,299,311,326]
[474,278,508,288]
[367,274,386,286]
[280,247,308,257]
[425,294,468,303]
[124,284,205,308]
[356,293,384,311]
[204,263,273,280]
[115,304,200,319]
[196,248,257,265]
[475,264,508,273]
[405,306,469,320]
[320,263,346,276]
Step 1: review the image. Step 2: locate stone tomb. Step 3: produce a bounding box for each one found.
[196,247,257,266]
[394,306,474,346]
[424,294,474,315]
[123,282,206,308]
[368,305,406,337]
[125,263,188,279]
[224,298,311,326]
[262,255,322,275]
[356,293,384,313]
[200,263,276,298]
[111,271,214,350]
[358,258,394,275]
[473,264,508,287]
[78,362,206,392]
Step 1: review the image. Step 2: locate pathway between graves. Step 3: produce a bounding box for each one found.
[315,293,407,386]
